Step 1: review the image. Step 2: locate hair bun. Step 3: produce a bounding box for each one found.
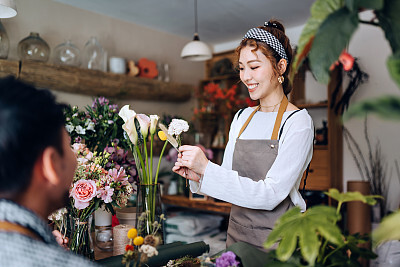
[264,20,285,33]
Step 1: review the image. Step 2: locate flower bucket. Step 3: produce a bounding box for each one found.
[136,183,164,244]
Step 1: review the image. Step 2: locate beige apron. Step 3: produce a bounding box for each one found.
[226,96,294,250]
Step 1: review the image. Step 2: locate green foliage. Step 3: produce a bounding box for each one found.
[372,209,400,247]
[309,7,359,84]
[265,189,381,266]
[291,0,342,80]
[387,52,400,88]
[344,95,400,120]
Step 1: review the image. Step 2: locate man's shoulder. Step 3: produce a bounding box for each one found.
[0,232,99,267]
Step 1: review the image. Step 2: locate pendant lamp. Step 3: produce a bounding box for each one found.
[181,0,212,61]
[0,0,17,18]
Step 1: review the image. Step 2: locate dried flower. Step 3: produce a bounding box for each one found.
[125,245,134,251]
[127,228,138,239]
[133,236,144,246]
[144,235,159,247]
[139,244,158,257]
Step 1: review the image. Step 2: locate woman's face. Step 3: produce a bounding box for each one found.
[238,45,279,101]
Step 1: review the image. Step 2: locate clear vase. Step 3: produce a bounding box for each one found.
[136,183,164,244]
[69,214,94,260]
[82,36,107,71]
[53,40,80,67]
[0,20,9,59]
[17,32,50,62]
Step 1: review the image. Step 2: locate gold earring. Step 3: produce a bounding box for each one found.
[278,76,284,84]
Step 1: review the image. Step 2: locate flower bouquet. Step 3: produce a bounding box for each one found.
[67,143,133,259]
[118,105,189,241]
[122,212,165,267]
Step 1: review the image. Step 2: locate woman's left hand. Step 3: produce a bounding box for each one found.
[178,145,209,175]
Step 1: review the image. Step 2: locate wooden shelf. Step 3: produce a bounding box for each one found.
[161,195,231,214]
[0,59,193,102]
[201,74,239,82]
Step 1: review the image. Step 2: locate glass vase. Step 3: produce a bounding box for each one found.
[69,214,94,260]
[53,40,80,67]
[17,32,50,62]
[82,36,107,71]
[0,20,9,59]
[136,183,164,244]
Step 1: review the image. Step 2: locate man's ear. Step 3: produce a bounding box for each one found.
[277,59,287,75]
[40,147,62,186]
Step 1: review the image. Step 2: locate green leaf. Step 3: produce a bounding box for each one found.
[325,188,381,205]
[356,0,384,10]
[372,209,400,247]
[291,0,343,78]
[387,52,400,88]
[309,7,359,84]
[264,205,343,265]
[343,95,400,120]
[376,0,400,53]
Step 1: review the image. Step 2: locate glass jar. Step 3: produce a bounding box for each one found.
[0,20,9,59]
[18,32,50,62]
[82,36,107,71]
[53,40,80,67]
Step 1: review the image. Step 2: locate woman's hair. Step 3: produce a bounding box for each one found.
[235,19,293,95]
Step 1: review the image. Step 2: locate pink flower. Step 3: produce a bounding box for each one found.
[72,143,86,155]
[70,179,97,209]
[339,51,354,71]
[108,167,129,185]
[97,186,114,203]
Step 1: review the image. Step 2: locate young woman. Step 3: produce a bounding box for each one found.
[173,20,314,250]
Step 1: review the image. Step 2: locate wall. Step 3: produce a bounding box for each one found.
[2,0,204,120]
[214,18,400,212]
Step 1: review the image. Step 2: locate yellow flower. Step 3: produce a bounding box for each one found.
[158,131,167,141]
[127,228,137,239]
[133,236,144,246]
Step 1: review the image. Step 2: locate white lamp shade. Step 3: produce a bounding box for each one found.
[0,0,17,18]
[181,39,212,61]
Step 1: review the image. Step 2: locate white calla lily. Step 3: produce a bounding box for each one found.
[122,117,138,145]
[136,114,150,139]
[149,115,159,135]
[118,105,136,123]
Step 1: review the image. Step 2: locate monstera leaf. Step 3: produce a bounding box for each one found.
[372,209,400,247]
[343,95,400,120]
[264,206,343,265]
[290,0,342,80]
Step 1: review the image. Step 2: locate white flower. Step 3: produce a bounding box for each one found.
[75,125,86,135]
[65,124,74,133]
[168,119,189,137]
[139,244,158,257]
[48,207,67,221]
[85,120,96,131]
[149,115,159,135]
[118,105,136,123]
[123,116,138,145]
[136,114,150,139]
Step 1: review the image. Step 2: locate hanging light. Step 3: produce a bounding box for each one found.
[0,0,17,18]
[181,0,212,61]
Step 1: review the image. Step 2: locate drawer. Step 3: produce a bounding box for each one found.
[300,149,330,191]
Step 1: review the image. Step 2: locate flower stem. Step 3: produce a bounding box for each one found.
[150,134,154,183]
[143,137,149,184]
[135,145,147,182]
[155,140,168,184]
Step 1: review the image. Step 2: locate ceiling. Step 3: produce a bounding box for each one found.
[53,0,314,46]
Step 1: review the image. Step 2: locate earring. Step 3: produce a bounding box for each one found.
[278,76,284,84]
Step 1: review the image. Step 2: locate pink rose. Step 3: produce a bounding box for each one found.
[70,179,97,209]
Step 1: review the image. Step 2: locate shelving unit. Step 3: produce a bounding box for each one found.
[0,59,193,102]
[161,195,231,214]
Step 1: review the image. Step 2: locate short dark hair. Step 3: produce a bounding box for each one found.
[0,76,66,196]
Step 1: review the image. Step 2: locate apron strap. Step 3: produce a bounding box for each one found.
[271,96,289,140]
[0,221,44,242]
[237,105,261,138]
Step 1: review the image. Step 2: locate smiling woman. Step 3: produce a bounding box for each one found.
[173,19,314,251]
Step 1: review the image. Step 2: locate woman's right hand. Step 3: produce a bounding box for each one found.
[172,160,201,182]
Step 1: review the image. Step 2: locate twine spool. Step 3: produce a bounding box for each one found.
[113,224,134,256]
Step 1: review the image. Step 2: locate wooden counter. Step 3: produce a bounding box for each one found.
[161,195,231,214]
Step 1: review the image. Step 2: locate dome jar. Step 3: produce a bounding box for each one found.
[0,20,9,59]
[53,40,80,67]
[18,32,50,62]
[82,37,107,71]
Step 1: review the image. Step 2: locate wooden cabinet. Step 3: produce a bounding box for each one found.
[294,64,343,192]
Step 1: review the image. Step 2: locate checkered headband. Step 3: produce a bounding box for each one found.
[242,27,289,63]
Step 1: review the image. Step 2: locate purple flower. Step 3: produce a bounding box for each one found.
[92,96,109,108]
[216,251,239,267]
[74,136,82,143]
